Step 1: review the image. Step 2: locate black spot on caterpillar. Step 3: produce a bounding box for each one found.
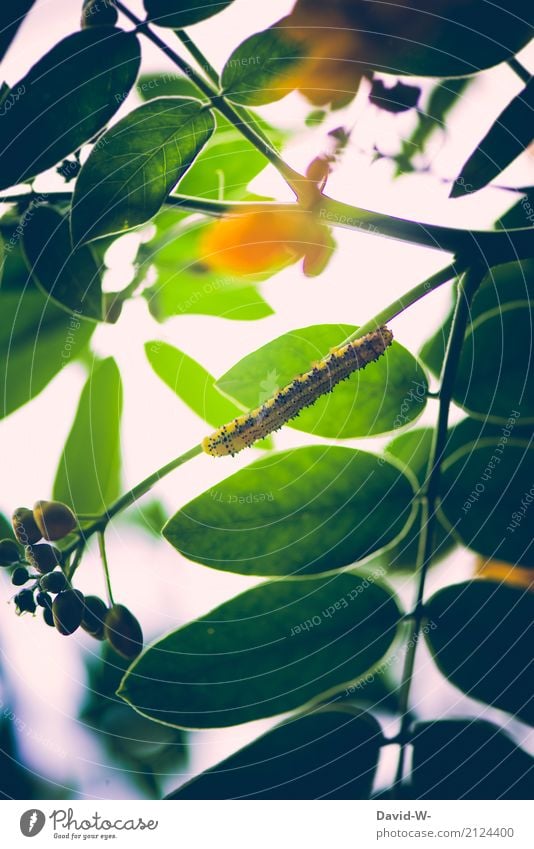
[203,326,394,457]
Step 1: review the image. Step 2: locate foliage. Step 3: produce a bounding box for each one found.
[0,0,532,802]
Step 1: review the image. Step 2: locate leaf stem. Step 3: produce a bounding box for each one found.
[173,28,278,153]
[1,191,531,262]
[98,531,115,606]
[113,1,302,195]
[392,263,486,792]
[507,57,532,86]
[344,261,461,343]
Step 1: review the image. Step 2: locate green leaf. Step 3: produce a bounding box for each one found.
[411,720,534,799]
[453,303,534,423]
[22,206,104,321]
[140,219,273,322]
[118,571,401,727]
[382,428,455,571]
[71,98,215,244]
[439,437,534,567]
[222,4,532,107]
[425,580,534,725]
[168,706,382,799]
[137,74,283,200]
[164,446,416,576]
[54,358,123,515]
[420,260,534,379]
[451,79,534,197]
[0,232,94,419]
[145,340,243,427]
[0,28,141,190]
[221,27,302,106]
[216,324,428,439]
[144,0,235,27]
[0,2,37,62]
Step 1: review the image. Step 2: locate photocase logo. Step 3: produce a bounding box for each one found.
[20,809,46,837]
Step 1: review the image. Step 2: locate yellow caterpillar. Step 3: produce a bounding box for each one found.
[202,326,394,457]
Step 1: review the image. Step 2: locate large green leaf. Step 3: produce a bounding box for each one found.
[118,571,401,727]
[440,437,534,566]
[0,2,37,62]
[54,358,122,515]
[145,340,243,427]
[425,581,534,725]
[420,260,534,379]
[22,206,104,321]
[216,324,428,439]
[71,98,215,244]
[411,720,534,799]
[453,303,534,423]
[140,218,273,322]
[222,4,533,107]
[221,27,301,106]
[168,706,382,799]
[451,79,534,197]
[0,231,94,419]
[136,73,283,200]
[382,428,455,571]
[0,28,141,190]
[144,0,235,27]
[164,446,416,576]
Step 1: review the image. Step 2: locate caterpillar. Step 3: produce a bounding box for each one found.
[202,326,394,457]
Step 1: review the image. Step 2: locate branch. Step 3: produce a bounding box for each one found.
[113,0,303,196]
[392,264,486,792]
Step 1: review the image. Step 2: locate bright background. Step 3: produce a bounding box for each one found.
[0,0,533,799]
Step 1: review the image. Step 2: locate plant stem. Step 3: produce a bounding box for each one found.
[174,28,278,153]
[507,57,532,86]
[98,531,115,606]
[113,1,302,195]
[343,261,461,344]
[1,191,531,262]
[392,264,485,791]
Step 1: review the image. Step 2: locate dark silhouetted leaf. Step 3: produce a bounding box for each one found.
[439,437,534,566]
[451,79,534,197]
[168,706,382,799]
[0,28,141,190]
[411,719,534,799]
[0,2,37,62]
[22,206,104,321]
[144,0,235,27]
[425,581,534,725]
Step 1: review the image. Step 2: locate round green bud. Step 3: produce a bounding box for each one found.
[104,604,143,659]
[40,571,69,594]
[36,591,52,609]
[0,538,20,566]
[25,544,62,574]
[12,507,41,545]
[52,589,85,635]
[15,589,36,614]
[43,607,55,627]
[81,595,108,640]
[12,566,29,586]
[81,0,118,29]
[33,500,77,541]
